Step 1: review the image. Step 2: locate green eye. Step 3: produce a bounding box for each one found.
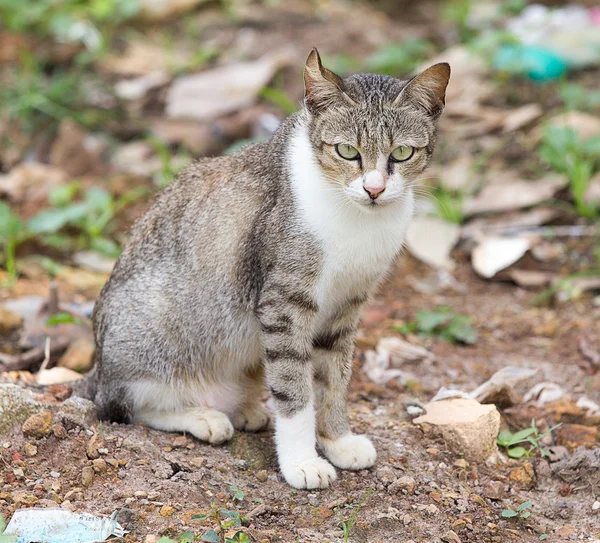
[335,144,360,160]
[390,145,415,162]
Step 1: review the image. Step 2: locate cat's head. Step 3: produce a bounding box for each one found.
[302,48,450,209]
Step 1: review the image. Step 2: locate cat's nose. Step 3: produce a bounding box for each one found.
[364,185,385,199]
[363,171,386,199]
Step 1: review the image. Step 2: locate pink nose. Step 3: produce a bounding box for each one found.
[364,184,385,199]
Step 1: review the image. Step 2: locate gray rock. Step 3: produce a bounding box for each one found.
[0,384,97,435]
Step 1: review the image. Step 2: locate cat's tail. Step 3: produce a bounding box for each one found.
[68,366,98,400]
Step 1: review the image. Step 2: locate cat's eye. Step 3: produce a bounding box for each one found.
[390,145,415,162]
[335,144,360,161]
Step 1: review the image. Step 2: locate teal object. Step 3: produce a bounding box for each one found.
[494,44,568,81]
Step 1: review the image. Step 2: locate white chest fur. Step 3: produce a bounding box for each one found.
[288,123,415,323]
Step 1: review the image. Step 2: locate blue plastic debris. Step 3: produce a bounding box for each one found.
[5,509,126,543]
[494,44,568,81]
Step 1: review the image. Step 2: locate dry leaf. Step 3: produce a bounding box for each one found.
[462,207,559,239]
[532,111,600,143]
[37,366,83,386]
[405,217,461,270]
[166,52,293,121]
[0,163,67,203]
[507,269,556,288]
[437,155,476,192]
[471,237,531,278]
[115,71,171,100]
[501,103,543,134]
[463,176,567,216]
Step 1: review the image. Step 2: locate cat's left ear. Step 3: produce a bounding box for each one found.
[393,63,451,119]
[304,48,356,114]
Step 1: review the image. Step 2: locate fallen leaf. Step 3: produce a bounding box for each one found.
[463,176,567,216]
[73,251,117,274]
[114,71,171,100]
[101,41,191,76]
[523,382,564,406]
[472,237,531,278]
[470,366,538,405]
[461,207,559,239]
[501,103,543,134]
[111,141,162,177]
[37,366,83,386]
[507,269,557,288]
[437,155,476,192]
[49,119,103,178]
[166,52,293,121]
[376,336,433,368]
[405,217,460,270]
[0,163,68,203]
[536,111,600,142]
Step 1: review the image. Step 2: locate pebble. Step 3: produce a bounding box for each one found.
[441,530,462,543]
[81,466,94,487]
[92,459,107,473]
[148,491,160,501]
[508,462,536,490]
[50,471,60,478]
[51,424,68,439]
[256,469,268,482]
[160,505,176,517]
[135,491,148,499]
[22,411,53,438]
[388,475,417,495]
[2,442,11,449]
[24,443,38,457]
[593,501,600,511]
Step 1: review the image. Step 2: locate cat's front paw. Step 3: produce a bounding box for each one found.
[281,457,337,489]
[232,403,271,432]
[319,434,377,470]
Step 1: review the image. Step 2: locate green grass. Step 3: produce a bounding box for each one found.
[338,488,373,543]
[395,306,477,345]
[502,501,533,520]
[434,189,465,224]
[539,125,600,218]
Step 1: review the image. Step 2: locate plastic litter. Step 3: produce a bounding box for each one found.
[495,4,600,81]
[5,509,126,543]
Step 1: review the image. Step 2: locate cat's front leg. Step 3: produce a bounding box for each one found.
[313,311,377,471]
[257,286,336,489]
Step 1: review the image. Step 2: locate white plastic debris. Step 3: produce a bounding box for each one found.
[362,350,405,385]
[5,509,126,543]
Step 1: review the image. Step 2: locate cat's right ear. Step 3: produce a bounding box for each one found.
[304,48,355,114]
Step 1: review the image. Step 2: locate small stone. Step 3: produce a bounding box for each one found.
[148,491,160,501]
[547,446,569,463]
[425,504,439,515]
[134,491,148,499]
[509,462,536,490]
[453,459,469,469]
[160,505,175,517]
[413,399,500,462]
[592,500,600,511]
[0,307,22,333]
[188,456,206,469]
[256,469,268,483]
[556,525,576,538]
[483,480,505,500]
[52,423,68,439]
[22,411,53,438]
[81,466,94,487]
[13,468,24,478]
[50,471,60,478]
[555,424,598,450]
[388,475,417,495]
[2,442,11,449]
[11,491,39,507]
[441,530,461,543]
[57,337,95,372]
[426,447,439,456]
[24,443,37,457]
[92,459,107,473]
[376,465,396,486]
[172,435,188,448]
[452,519,467,530]
[98,448,109,455]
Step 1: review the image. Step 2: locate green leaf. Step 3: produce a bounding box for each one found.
[85,186,113,211]
[415,308,452,332]
[90,236,121,257]
[520,510,531,519]
[201,530,220,543]
[46,312,80,326]
[517,501,533,512]
[49,182,80,207]
[501,509,518,518]
[497,431,514,447]
[540,534,548,540]
[509,427,536,445]
[28,202,89,234]
[155,539,177,543]
[507,446,528,459]
[445,315,477,344]
[192,514,208,520]
[226,533,250,543]
[179,531,195,543]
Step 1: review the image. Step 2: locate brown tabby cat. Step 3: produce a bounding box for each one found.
[78,49,450,489]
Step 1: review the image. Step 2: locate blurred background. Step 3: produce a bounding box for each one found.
[0,0,600,541]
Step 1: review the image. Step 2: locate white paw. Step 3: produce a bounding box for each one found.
[319,434,377,470]
[232,403,271,432]
[191,410,234,444]
[281,457,337,489]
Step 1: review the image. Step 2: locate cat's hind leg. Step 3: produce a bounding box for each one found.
[136,408,234,444]
[231,366,271,432]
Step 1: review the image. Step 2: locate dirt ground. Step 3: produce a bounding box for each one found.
[1,0,600,541]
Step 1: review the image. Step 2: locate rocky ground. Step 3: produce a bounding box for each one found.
[1,0,600,541]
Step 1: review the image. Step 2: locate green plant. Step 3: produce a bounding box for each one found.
[46,312,81,326]
[193,505,248,543]
[502,501,533,520]
[230,484,244,502]
[338,488,373,543]
[434,189,465,224]
[395,306,477,345]
[147,136,193,187]
[0,514,17,543]
[365,39,435,76]
[30,184,147,256]
[0,0,140,52]
[497,419,562,459]
[559,83,600,112]
[259,86,297,115]
[443,0,476,42]
[539,125,600,218]
[0,201,26,279]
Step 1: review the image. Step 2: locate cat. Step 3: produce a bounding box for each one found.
[77,48,450,489]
